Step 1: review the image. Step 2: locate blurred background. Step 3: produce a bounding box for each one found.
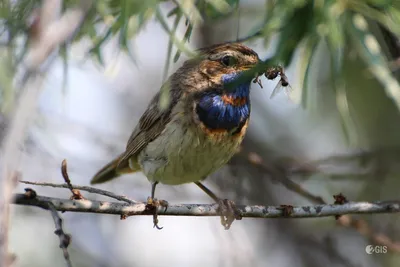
[1,0,400,266]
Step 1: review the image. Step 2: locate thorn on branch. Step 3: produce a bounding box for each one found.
[61,159,84,200]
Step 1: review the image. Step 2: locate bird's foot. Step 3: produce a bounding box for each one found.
[217,199,242,230]
[146,197,169,230]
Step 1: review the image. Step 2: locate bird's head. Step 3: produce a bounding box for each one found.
[175,43,261,133]
[172,43,261,93]
[197,42,260,87]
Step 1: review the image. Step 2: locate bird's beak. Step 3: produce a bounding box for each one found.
[241,64,255,71]
[240,63,263,80]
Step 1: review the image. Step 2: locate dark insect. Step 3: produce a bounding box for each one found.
[264,66,292,99]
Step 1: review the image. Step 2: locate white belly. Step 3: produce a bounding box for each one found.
[136,114,242,185]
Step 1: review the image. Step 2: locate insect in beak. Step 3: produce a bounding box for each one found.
[252,65,292,98]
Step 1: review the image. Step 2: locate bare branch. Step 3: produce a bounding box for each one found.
[23,188,72,266]
[247,152,325,204]
[19,181,138,204]
[247,151,400,252]
[60,159,84,200]
[13,193,400,219]
[47,203,72,267]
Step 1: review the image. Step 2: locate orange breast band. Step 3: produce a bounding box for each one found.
[221,95,247,106]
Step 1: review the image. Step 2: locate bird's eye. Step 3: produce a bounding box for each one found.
[221,55,237,67]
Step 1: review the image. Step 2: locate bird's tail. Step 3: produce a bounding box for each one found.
[90,154,138,184]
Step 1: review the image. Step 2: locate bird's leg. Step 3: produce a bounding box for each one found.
[194,181,242,230]
[146,181,168,230]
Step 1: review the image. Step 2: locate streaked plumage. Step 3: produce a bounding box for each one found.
[90,42,260,228]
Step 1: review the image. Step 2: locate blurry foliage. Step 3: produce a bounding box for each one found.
[0,0,400,125]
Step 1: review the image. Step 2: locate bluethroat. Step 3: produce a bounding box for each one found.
[91,42,261,229]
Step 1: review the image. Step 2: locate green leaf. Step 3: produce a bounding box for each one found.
[273,2,314,66]
[327,32,352,145]
[89,27,113,65]
[173,0,202,26]
[349,1,400,37]
[60,44,69,95]
[173,22,193,63]
[118,0,135,61]
[163,10,182,81]
[202,0,238,19]
[0,50,15,113]
[347,13,400,112]
[155,7,196,59]
[298,36,319,108]
[365,0,393,8]
[388,5,400,25]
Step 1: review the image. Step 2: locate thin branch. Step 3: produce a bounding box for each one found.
[61,159,84,200]
[247,152,325,204]
[47,203,72,267]
[13,193,400,218]
[19,180,138,204]
[247,151,400,252]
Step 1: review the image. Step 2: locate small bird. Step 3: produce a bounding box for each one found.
[90,42,261,229]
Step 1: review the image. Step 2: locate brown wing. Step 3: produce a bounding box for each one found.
[117,81,178,166]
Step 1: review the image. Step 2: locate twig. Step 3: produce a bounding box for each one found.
[13,193,400,219]
[19,180,138,204]
[247,151,400,252]
[47,203,72,267]
[22,189,72,266]
[61,160,84,200]
[247,152,325,204]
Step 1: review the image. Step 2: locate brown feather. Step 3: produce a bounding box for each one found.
[90,154,136,184]
[118,80,183,166]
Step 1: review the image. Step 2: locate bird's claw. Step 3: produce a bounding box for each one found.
[146,197,169,230]
[217,199,242,230]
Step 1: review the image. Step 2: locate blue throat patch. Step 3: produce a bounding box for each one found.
[196,73,251,132]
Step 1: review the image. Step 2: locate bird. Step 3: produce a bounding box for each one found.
[90,42,261,229]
